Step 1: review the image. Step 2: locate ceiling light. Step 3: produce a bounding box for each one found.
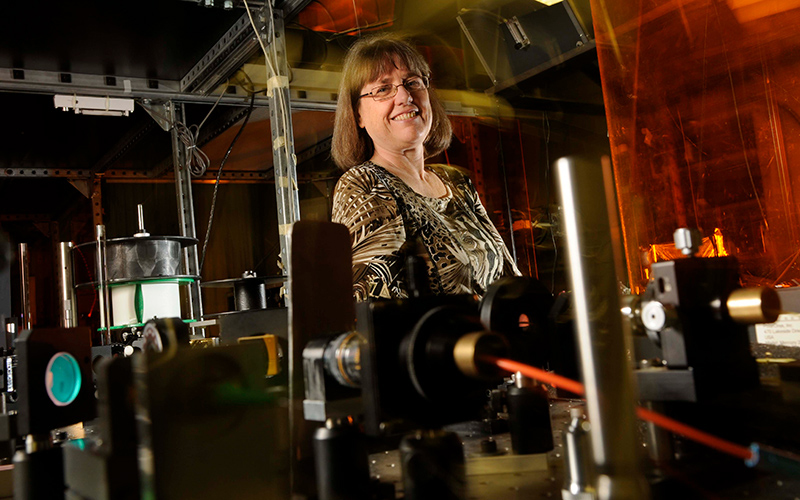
[53,95,135,117]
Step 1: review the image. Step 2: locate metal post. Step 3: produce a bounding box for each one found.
[259,8,301,497]
[265,11,301,276]
[136,204,149,236]
[91,177,103,227]
[169,101,204,327]
[18,243,31,331]
[555,156,648,500]
[95,225,112,345]
[56,242,78,328]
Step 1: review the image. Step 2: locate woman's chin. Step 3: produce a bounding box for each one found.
[391,125,429,143]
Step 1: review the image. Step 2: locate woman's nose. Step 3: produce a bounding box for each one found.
[395,84,413,103]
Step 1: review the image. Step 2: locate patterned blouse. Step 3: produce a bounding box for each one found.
[332,161,520,301]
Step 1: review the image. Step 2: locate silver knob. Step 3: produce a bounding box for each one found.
[641,301,667,332]
[673,228,702,256]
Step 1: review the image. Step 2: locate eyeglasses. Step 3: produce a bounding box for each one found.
[359,76,430,102]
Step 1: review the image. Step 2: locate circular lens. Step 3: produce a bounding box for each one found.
[45,352,82,407]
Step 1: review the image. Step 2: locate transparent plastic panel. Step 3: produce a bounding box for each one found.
[591,0,800,292]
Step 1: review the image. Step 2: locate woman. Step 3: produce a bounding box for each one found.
[331,33,519,301]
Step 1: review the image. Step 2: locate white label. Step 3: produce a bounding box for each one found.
[756,313,800,346]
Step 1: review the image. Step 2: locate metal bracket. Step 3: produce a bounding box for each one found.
[505,16,531,50]
[139,100,172,131]
[563,0,591,45]
[68,179,92,198]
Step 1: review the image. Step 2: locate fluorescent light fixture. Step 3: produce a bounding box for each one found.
[53,95,135,117]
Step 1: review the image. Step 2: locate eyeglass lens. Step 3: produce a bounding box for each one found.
[368,77,428,101]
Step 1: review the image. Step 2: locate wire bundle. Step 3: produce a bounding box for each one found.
[176,121,212,177]
[181,87,226,177]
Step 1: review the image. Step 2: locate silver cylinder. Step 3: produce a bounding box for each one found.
[137,204,145,232]
[323,332,362,388]
[95,225,112,345]
[18,243,31,330]
[562,407,595,500]
[135,203,150,237]
[642,401,673,465]
[555,156,648,499]
[57,242,78,328]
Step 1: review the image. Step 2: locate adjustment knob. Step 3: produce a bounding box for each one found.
[641,301,668,332]
[673,228,702,256]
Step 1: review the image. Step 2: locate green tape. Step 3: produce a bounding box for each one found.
[134,284,144,323]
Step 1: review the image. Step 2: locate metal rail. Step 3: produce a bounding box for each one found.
[263,11,301,278]
[169,102,204,327]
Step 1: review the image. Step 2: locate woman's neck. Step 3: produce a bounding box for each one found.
[371,150,447,198]
[371,148,425,180]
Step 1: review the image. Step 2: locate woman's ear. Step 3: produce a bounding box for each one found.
[356,99,365,128]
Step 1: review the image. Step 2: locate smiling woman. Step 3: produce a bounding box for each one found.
[331,34,520,301]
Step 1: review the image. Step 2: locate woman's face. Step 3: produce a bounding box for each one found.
[357,64,432,156]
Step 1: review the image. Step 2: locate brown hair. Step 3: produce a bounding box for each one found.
[331,33,453,170]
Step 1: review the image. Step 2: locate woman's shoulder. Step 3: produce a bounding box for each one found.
[335,162,386,194]
[333,162,399,219]
[332,162,398,224]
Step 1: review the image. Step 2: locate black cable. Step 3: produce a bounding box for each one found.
[311,0,337,26]
[199,92,257,273]
[496,126,518,264]
[542,112,557,293]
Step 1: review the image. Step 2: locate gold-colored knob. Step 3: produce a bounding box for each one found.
[727,287,781,324]
[453,331,509,379]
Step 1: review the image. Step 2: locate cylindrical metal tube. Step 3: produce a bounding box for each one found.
[137,204,146,233]
[13,444,63,500]
[234,280,268,311]
[18,243,31,330]
[95,225,112,345]
[313,421,370,500]
[507,373,553,454]
[56,242,78,328]
[642,401,672,466]
[726,287,781,324]
[453,331,509,379]
[562,407,595,500]
[556,156,648,499]
[323,332,362,388]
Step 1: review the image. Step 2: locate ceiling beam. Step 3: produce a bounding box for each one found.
[275,0,314,22]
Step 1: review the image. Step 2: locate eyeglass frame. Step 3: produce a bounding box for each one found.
[359,75,431,102]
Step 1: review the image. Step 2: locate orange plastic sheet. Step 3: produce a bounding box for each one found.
[591,0,800,292]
